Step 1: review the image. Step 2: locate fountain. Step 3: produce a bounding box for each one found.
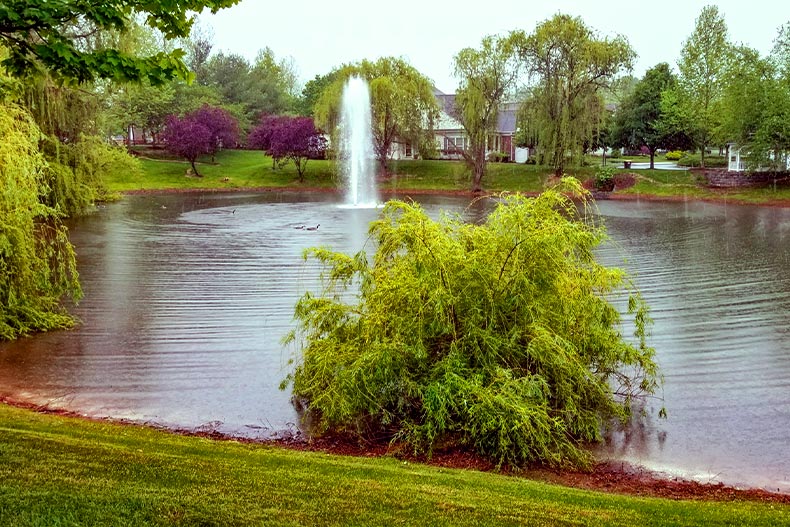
[339,76,378,207]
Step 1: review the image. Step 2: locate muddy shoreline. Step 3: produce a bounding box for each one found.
[3,397,788,504]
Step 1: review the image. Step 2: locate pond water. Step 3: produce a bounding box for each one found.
[0,192,787,493]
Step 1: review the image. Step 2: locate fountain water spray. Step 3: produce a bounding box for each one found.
[339,76,377,207]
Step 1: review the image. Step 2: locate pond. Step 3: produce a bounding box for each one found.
[0,191,788,493]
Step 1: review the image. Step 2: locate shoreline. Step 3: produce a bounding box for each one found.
[119,183,790,208]
[2,396,788,504]
[14,183,786,505]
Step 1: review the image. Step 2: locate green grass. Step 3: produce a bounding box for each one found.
[384,159,553,193]
[114,149,790,205]
[0,404,787,526]
[108,149,340,192]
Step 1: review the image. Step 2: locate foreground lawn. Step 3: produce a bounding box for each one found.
[0,404,787,526]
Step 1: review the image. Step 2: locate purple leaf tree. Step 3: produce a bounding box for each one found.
[162,114,212,176]
[248,115,289,168]
[248,115,326,180]
[192,105,239,161]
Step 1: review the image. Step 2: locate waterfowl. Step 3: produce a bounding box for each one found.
[305,224,320,231]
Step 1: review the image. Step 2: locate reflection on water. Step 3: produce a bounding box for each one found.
[0,192,787,492]
[593,199,790,492]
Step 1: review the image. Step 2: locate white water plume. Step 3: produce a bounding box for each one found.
[339,76,377,207]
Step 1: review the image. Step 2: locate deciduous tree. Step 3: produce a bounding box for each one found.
[248,114,289,168]
[248,115,326,179]
[203,49,297,123]
[674,5,731,168]
[512,15,634,175]
[452,35,520,191]
[611,63,692,168]
[0,0,238,85]
[0,103,81,339]
[162,114,212,175]
[192,104,239,160]
[294,70,341,117]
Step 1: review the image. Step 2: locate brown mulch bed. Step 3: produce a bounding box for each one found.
[269,432,790,504]
[2,397,788,503]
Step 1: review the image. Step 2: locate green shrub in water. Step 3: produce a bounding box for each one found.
[283,178,660,469]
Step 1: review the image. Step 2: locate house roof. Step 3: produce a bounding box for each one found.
[436,94,457,116]
[434,93,518,134]
[496,108,517,134]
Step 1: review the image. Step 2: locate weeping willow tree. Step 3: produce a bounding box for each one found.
[453,35,520,192]
[0,103,81,340]
[512,15,634,175]
[284,178,661,469]
[19,73,141,216]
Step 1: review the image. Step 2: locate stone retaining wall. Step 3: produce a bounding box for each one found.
[702,169,788,188]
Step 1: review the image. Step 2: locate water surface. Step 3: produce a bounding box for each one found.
[0,192,787,492]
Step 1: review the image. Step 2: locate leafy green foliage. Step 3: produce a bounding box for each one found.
[677,153,728,168]
[0,103,81,339]
[610,63,693,168]
[718,31,790,171]
[453,35,520,191]
[594,165,616,191]
[512,15,635,175]
[0,0,239,85]
[673,5,731,167]
[42,135,140,215]
[201,48,298,123]
[284,178,660,469]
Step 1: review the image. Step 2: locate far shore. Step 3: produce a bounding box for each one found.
[119,182,790,208]
[107,149,790,208]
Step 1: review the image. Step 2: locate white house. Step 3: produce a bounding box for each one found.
[389,89,529,163]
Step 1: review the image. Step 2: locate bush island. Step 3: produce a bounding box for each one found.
[665,151,684,161]
[283,179,660,469]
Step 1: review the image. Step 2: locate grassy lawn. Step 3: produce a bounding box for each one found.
[114,149,790,205]
[1,403,787,526]
[108,149,339,192]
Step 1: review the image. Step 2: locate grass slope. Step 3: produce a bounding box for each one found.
[0,404,787,526]
[112,149,790,205]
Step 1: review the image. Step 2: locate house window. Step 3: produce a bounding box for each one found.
[405,144,412,157]
[447,136,466,151]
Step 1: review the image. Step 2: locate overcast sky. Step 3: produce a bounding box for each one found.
[198,0,784,93]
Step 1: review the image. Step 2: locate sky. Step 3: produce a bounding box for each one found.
[198,0,784,94]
